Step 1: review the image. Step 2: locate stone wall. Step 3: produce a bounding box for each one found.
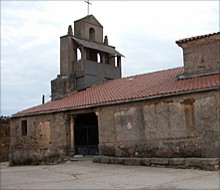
[51,74,76,100]
[0,116,10,162]
[97,90,220,159]
[9,112,70,165]
[74,15,103,43]
[177,34,220,78]
[10,90,219,166]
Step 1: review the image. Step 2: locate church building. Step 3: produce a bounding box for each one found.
[10,15,220,168]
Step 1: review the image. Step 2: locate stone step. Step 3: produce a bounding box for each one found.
[93,156,220,171]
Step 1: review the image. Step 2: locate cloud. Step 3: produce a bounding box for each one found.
[1,1,219,116]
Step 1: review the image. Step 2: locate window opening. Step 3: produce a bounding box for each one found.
[89,28,95,41]
[117,56,121,67]
[88,49,97,62]
[21,120,27,136]
[114,57,117,67]
[77,48,82,61]
[97,53,101,63]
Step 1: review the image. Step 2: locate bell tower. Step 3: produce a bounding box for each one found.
[51,15,124,100]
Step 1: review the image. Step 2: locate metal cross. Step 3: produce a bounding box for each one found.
[84,0,92,15]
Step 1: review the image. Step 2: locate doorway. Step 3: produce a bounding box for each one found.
[74,113,99,155]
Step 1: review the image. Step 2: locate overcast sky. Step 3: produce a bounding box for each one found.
[1,0,219,116]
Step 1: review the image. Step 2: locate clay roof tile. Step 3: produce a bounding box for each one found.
[13,67,220,117]
[176,32,220,44]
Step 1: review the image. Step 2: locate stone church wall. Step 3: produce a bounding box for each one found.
[9,112,69,165]
[98,90,220,159]
[9,90,219,165]
[0,116,10,162]
[179,35,220,77]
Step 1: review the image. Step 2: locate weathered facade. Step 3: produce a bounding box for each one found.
[10,89,220,164]
[97,91,220,158]
[51,15,123,100]
[176,33,220,78]
[10,15,220,169]
[10,113,67,164]
[0,116,10,162]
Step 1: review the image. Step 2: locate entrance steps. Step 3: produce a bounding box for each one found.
[70,155,94,162]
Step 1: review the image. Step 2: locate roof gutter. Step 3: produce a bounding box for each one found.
[11,86,220,118]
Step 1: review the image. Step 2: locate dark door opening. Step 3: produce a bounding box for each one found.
[74,113,99,155]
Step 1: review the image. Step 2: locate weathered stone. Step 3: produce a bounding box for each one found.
[114,107,144,142]
[177,35,220,78]
[135,152,139,157]
[205,164,219,171]
[170,158,185,165]
[108,157,122,164]
[98,144,115,156]
[51,15,122,100]
[185,158,220,170]
[92,156,219,171]
[128,148,135,157]
[185,158,202,167]
[199,158,220,165]
[99,156,110,164]
[123,158,141,166]
[9,21,220,167]
[140,158,151,166]
[115,147,125,157]
[10,113,67,165]
[93,156,100,163]
[0,116,10,162]
[151,158,170,165]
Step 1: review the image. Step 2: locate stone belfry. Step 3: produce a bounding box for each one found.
[51,15,124,100]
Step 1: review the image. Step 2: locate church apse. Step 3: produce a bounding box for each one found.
[51,15,124,100]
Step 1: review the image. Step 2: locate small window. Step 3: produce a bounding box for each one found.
[77,48,82,61]
[21,120,27,136]
[97,53,101,63]
[89,27,95,41]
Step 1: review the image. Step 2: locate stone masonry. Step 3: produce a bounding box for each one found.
[97,90,220,159]
[9,113,68,165]
[176,33,220,78]
[0,116,10,162]
[93,156,220,171]
[9,15,220,171]
[9,90,220,169]
[51,15,123,100]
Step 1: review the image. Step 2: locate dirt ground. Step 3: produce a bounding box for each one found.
[0,160,219,190]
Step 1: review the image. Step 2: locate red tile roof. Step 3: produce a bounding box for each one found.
[13,67,220,117]
[176,32,220,44]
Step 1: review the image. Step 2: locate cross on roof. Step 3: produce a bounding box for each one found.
[84,0,92,15]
